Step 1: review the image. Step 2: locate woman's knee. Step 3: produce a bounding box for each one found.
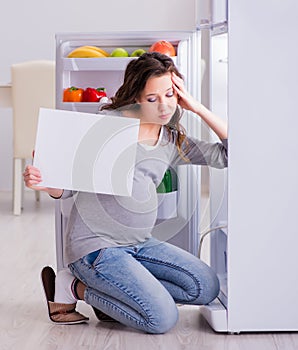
[197,266,220,305]
[179,259,220,305]
[145,298,178,334]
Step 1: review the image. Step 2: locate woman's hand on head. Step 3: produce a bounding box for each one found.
[23,165,63,198]
[172,73,227,139]
[172,73,201,113]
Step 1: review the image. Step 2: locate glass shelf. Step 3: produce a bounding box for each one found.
[62,56,178,71]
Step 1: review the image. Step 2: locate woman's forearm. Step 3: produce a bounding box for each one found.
[193,102,228,140]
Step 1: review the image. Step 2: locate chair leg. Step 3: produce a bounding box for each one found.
[35,190,40,202]
[13,158,23,215]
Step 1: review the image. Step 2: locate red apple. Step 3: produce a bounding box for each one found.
[149,40,176,56]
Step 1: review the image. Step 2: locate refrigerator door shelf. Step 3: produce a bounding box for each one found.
[157,191,178,220]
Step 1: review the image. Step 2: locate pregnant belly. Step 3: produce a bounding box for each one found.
[101,189,159,230]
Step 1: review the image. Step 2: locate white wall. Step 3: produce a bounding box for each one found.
[0,0,197,191]
[0,0,196,82]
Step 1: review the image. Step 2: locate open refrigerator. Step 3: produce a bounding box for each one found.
[54,0,298,333]
[54,0,230,333]
[54,30,205,268]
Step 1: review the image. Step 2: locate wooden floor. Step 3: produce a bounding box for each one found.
[1,190,298,350]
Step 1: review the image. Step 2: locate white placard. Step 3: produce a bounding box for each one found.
[33,108,140,196]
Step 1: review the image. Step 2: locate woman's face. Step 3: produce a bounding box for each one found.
[136,73,178,125]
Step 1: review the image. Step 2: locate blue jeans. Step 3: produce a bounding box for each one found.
[69,237,219,334]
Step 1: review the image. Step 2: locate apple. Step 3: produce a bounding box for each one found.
[110,48,129,57]
[130,48,146,57]
[149,40,176,56]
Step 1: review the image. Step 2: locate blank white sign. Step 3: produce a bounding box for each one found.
[33,108,140,196]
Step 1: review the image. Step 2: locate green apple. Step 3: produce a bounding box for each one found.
[131,48,146,57]
[110,48,129,57]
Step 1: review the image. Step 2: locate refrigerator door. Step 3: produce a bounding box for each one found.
[202,0,298,333]
[196,0,228,34]
[195,0,229,333]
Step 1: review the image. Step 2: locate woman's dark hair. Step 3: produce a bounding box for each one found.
[102,52,188,159]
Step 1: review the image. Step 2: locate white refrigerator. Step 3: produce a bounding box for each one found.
[53,0,298,334]
[201,0,298,334]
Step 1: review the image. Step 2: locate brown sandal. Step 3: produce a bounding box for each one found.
[41,266,89,325]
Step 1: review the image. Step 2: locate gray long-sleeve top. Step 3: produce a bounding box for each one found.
[61,126,228,265]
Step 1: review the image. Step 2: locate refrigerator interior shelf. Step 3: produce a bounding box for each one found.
[59,102,102,114]
[62,56,178,71]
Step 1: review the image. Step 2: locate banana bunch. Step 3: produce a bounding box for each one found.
[67,46,109,58]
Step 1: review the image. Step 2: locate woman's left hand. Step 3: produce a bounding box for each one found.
[172,73,200,113]
[172,73,228,140]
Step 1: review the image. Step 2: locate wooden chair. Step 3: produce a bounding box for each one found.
[11,60,55,215]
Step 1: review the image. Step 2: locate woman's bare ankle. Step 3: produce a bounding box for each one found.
[74,280,86,300]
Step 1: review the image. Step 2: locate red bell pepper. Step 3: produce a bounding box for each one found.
[82,87,107,102]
